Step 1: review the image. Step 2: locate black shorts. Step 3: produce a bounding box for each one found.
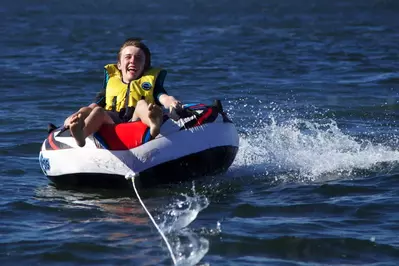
[106,111,123,124]
[106,111,140,124]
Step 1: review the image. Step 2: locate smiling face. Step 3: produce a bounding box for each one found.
[117,46,146,83]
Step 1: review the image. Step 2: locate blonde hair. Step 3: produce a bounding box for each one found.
[117,38,151,70]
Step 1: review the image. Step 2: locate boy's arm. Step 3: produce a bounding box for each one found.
[153,70,182,109]
[158,94,182,109]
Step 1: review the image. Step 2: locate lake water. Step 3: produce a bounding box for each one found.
[1,0,399,265]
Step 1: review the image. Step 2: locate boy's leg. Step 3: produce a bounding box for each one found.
[70,107,114,147]
[131,100,163,138]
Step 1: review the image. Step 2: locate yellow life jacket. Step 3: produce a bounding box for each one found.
[104,64,162,112]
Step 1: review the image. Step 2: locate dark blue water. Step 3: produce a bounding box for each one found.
[1,0,399,265]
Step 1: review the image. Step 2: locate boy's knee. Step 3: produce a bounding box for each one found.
[136,99,148,109]
[92,106,105,115]
[78,106,91,114]
[88,103,98,109]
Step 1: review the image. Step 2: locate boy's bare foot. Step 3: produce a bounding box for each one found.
[69,113,86,147]
[148,103,162,138]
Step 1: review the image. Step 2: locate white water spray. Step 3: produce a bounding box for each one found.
[156,183,211,265]
[230,104,399,181]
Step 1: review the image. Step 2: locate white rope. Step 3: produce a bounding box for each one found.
[125,172,177,265]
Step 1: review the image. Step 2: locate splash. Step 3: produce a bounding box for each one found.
[154,183,211,266]
[229,101,399,181]
[174,229,209,266]
[159,193,209,233]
